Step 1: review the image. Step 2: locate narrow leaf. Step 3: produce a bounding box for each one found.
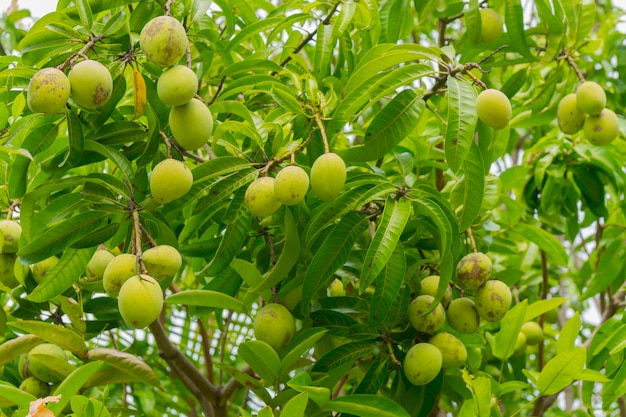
[369,244,405,325]
[536,347,586,395]
[75,0,94,29]
[48,361,103,415]
[302,211,370,309]
[281,392,309,417]
[87,348,160,387]
[492,300,527,360]
[238,340,281,387]
[445,78,478,172]
[458,141,485,230]
[281,327,328,372]
[10,321,86,354]
[557,312,581,355]
[0,334,42,366]
[323,394,411,417]
[360,197,410,289]
[515,224,568,267]
[165,290,244,311]
[132,68,147,119]
[312,340,379,373]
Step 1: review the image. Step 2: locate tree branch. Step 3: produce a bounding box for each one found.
[219,365,254,406]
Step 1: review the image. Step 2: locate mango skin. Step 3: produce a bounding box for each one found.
[142,245,182,279]
[583,108,619,146]
[456,252,492,290]
[245,177,282,217]
[447,298,480,333]
[474,279,512,322]
[479,9,504,44]
[19,376,50,398]
[429,332,468,368]
[274,166,310,205]
[31,256,59,284]
[521,321,543,345]
[85,250,115,281]
[0,253,19,288]
[169,98,214,150]
[513,331,527,356]
[419,275,452,308]
[118,274,164,328]
[0,219,22,253]
[403,343,442,386]
[157,65,198,106]
[557,93,586,134]
[310,153,347,201]
[140,16,188,67]
[68,60,113,109]
[476,89,511,130]
[27,68,71,114]
[407,295,446,333]
[28,343,67,383]
[103,253,138,297]
[576,81,606,116]
[150,159,193,204]
[253,303,296,352]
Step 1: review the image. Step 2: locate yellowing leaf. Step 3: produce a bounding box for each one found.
[132,68,147,119]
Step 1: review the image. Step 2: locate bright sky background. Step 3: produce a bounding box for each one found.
[14,0,57,18]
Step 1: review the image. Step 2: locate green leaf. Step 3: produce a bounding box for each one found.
[0,334,42,366]
[9,320,86,355]
[83,140,134,183]
[492,300,527,360]
[323,394,411,417]
[238,340,281,387]
[504,0,533,58]
[86,348,161,387]
[61,109,85,168]
[288,373,330,407]
[458,141,485,230]
[461,369,491,417]
[0,383,35,408]
[314,24,334,81]
[312,340,379,373]
[369,244,405,326]
[18,210,109,264]
[523,298,566,322]
[445,78,478,172]
[75,0,94,29]
[252,208,300,292]
[302,211,370,309]
[354,355,389,394]
[26,247,95,302]
[281,392,308,417]
[281,327,328,372]
[536,347,586,395]
[603,361,626,409]
[340,89,424,162]
[514,224,568,267]
[48,361,103,415]
[165,290,244,311]
[557,312,580,355]
[360,197,410,289]
[271,86,305,115]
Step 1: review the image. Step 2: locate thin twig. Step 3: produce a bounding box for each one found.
[314,113,330,153]
[208,75,227,106]
[57,35,105,71]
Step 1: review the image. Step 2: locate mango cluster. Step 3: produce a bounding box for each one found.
[0,219,22,288]
[18,343,75,398]
[27,59,112,114]
[404,252,514,386]
[557,81,619,145]
[244,152,347,217]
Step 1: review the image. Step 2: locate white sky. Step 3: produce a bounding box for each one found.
[12,0,57,18]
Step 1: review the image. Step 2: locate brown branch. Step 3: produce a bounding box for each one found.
[314,113,330,153]
[466,227,478,253]
[198,319,215,384]
[208,75,227,106]
[559,52,586,84]
[278,0,341,68]
[168,357,216,417]
[261,129,314,175]
[164,0,174,16]
[57,35,105,71]
[149,320,221,403]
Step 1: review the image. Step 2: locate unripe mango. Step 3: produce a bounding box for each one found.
[474,280,512,322]
[85,249,115,281]
[576,81,606,116]
[140,16,188,67]
[447,297,480,333]
[476,89,511,129]
[118,274,164,328]
[149,159,193,204]
[328,278,346,296]
[0,253,19,288]
[521,321,543,345]
[157,65,198,106]
[103,253,138,297]
[169,98,213,150]
[142,245,182,279]
[557,94,586,134]
[429,332,467,368]
[513,331,527,356]
[245,177,282,217]
[253,303,296,352]
[68,60,112,109]
[407,294,446,333]
[403,343,442,386]
[274,165,310,205]
[310,153,346,201]
[419,275,452,307]
[456,252,492,290]
[31,256,59,284]
[479,9,504,44]
[583,108,619,146]
[27,68,70,114]
[0,220,22,253]
[28,343,69,383]
[19,376,50,398]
